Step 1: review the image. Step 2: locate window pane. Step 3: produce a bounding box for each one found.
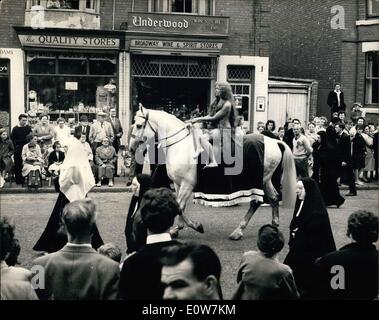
[368,0,379,16]
[172,0,192,13]
[89,58,117,75]
[370,53,379,77]
[58,59,87,74]
[62,0,79,9]
[29,58,56,74]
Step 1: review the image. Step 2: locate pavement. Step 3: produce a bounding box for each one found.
[0,176,378,194]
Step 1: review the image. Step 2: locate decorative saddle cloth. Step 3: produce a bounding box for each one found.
[193,133,265,207]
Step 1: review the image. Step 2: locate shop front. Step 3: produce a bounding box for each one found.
[14,27,125,127]
[124,12,229,122]
[0,48,25,130]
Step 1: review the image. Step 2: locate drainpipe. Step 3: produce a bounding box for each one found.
[307,85,312,124]
[112,0,116,30]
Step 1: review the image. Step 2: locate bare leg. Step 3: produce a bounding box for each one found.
[200,135,218,168]
[229,200,261,240]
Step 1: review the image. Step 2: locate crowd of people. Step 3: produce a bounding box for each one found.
[0,84,378,300]
[250,112,378,208]
[0,108,124,189]
[1,181,378,300]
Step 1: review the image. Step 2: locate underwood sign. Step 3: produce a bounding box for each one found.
[131,39,223,52]
[127,12,229,36]
[18,34,120,49]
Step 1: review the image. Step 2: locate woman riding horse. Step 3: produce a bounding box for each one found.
[191,82,239,168]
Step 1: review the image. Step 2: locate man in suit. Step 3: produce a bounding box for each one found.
[108,108,123,176]
[313,210,378,299]
[74,115,91,142]
[89,112,114,154]
[32,199,120,300]
[160,243,223,300]
[327,83,346,118]
[335,122,357,196]
[108,108,123,154]
[119,188,180,300]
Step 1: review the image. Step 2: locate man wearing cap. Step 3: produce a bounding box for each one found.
[89,112,114,154]
[74,115,91,142]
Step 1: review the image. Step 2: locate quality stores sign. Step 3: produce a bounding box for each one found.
[18,34,120,49]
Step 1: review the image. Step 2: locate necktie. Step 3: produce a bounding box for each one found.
[82,126,85,134]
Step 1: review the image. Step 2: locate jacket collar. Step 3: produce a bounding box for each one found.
[60,244,97,254]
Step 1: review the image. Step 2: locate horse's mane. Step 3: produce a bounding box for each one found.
[144,109,185,126]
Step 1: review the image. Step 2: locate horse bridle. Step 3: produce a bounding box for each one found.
[132,111,190,149]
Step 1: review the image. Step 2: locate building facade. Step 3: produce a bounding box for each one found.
[0,0,273,138]
[270,0,379,123]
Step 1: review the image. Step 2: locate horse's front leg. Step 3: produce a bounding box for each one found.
[229,200,261,240]
[170,181,204,238]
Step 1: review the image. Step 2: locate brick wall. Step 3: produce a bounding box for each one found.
[270,0,361,117]
[216,0,270,57]
[101,0,133,30]
[0,0,25,48]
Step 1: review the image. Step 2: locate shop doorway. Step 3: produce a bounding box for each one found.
[133,77,211,120]
[0,59,10,130]
[131,55,217,120]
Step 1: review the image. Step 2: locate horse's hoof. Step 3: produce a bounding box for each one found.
[229,230,243,241]
[194,223,204,234]
[170,229,179,239]
[272,221,279,227]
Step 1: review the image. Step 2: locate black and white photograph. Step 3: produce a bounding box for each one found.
[0,0,378,308]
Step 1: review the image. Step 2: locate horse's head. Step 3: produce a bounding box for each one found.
[129,106,156,153]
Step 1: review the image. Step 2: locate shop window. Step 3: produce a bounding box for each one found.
[367,0,379,17]
[89,56,117,75]
[58,59,87,75]
[132,55,216,79]
[365,52,379,104]
[26,52,118,122]
[28,57,56,74]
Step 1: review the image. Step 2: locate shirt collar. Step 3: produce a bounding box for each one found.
[1,261,9,269]
[146,233,172,245]
[66,242,92,248]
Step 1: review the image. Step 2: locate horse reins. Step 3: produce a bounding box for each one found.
[136,111,190,149]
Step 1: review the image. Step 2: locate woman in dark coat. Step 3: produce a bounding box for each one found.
[313,128,345,207]
[33,138,103,253]
[124,173,153,254]
[284,177,336,298]
[351,125,367,185]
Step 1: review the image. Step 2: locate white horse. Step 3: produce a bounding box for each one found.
[129,107,297,239]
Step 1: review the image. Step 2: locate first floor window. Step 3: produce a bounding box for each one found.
[149,0,214,15]
[365,52,379,104]
[172,0,192,13]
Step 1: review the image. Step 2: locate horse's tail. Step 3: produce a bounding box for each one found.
[277,140,297,209]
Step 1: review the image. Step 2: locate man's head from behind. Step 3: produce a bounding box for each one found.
[0,216,15,261]
[347,210,378,245]
[140,188,181,234]
[160,243,222,300]
[62,199,96,243]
